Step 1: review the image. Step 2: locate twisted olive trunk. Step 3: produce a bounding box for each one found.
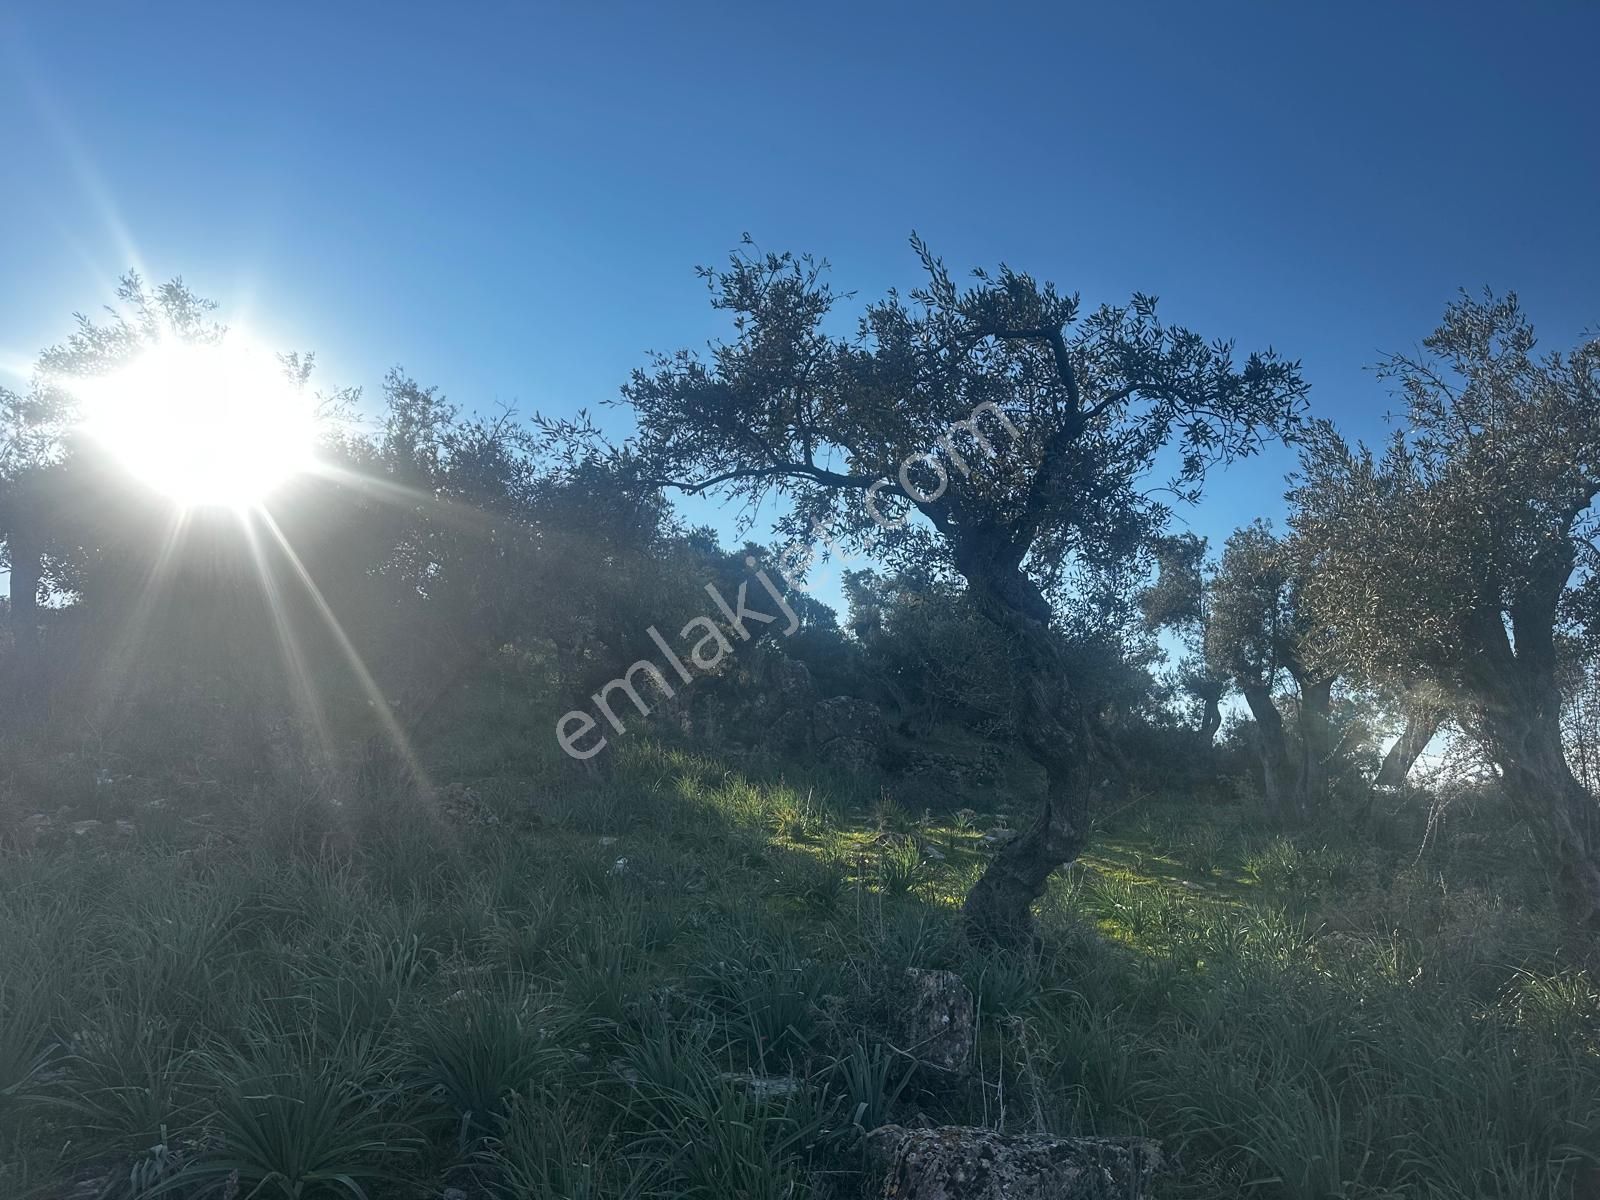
[1198,692,1223,746]
[962,736,1089,948]
[1293,673,1335,818]
[1490,708,1600,939]
[1374,705,1443,789]
[959,556,1089,949]
[1461,561,1600,944]
[1241,682,1297,826]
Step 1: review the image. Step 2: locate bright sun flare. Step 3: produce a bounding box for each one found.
[76,339,316,508]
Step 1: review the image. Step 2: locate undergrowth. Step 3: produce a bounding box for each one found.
[1,734,1596,1199]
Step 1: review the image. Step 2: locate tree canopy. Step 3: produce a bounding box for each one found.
[609,235,1310,941]
[1293,291,1600,932]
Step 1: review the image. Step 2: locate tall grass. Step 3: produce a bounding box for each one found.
[0,740,1595,1199]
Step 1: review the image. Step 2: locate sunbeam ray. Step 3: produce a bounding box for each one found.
[256,507,432,798]
[85,506,192,724]
[238,508,338,768]
[307,459,509,537]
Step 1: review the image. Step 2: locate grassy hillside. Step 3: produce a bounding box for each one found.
[4,711,1597,1200]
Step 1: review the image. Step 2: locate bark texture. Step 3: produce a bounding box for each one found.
[1197,690,1223,745]
[1241,683,1297,826]
[1460,554,1600,942]
[959,558,1089,949]
[1291,670,1336,816]
[1374,705,1443,788]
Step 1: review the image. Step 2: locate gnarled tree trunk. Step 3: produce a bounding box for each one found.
[1374,705,1443,789]
[1241,682,1297,826]
[1196,684,1223,746]
[962,736,1088,948]
[1491,709,1600,939]
[960,559,1089,949]
[1462,565,1600,943]
[1293,672,1335,818]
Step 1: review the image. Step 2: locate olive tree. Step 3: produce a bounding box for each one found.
[1206,521,1339,823]
[0,386,50,689]
[615,236,1307,943]
[1371,687,1447,790]
[0,275,225,722]
[1292,292,1600,936]
[1139,532,1229,744]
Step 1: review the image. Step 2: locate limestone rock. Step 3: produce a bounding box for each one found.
[812,696,885,772]
[834,738,883,773]
[770,653,814,703]
[741,649,818,755]
[865,1125,1169,1200]
[812,695,883,744]
[904,749,1004,791]
[900,968,974,1074]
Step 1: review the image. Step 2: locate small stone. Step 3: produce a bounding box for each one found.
[720,1071,803,1100]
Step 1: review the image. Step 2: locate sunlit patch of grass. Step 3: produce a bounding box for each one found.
[877,835,927,898]
[770,788,835,843]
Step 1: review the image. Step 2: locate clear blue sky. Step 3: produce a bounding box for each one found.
[3,2,1596,601]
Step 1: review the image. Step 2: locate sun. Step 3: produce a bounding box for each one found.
[76,338,317,509]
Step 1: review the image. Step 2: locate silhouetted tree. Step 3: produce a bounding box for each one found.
[1140,533,1229,744]
[1206,522,1339,823]
[0,275,230,724]
[614,236,1308,944]
[0,411,48,709]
